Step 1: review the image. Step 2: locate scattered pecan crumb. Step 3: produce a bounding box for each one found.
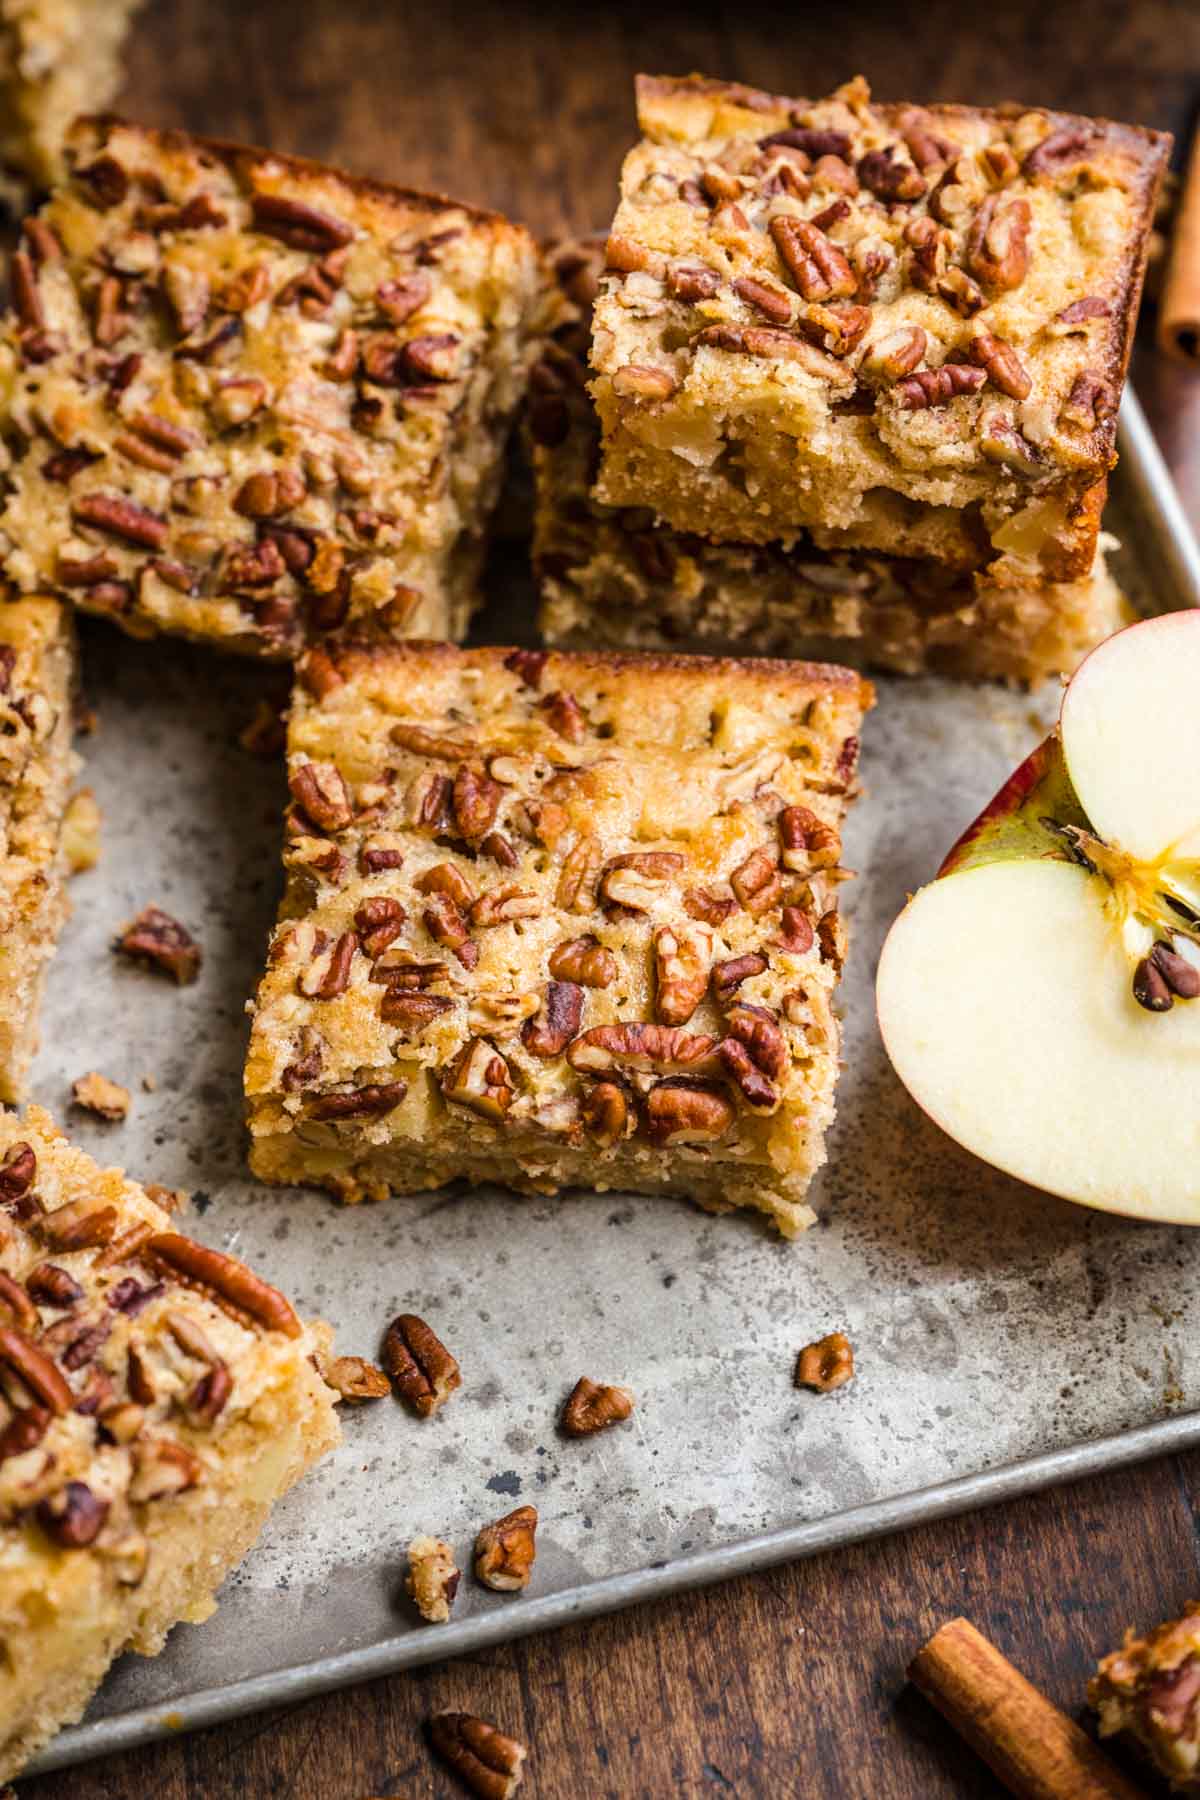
[71,1072,131,1122]
[382,1313,461,1417]
[238,698,287,758]
[474,1504,538,1591]
[115,906,202,984]
[795,1331,855,1393]
[324,1354,391,1402]
[62,788,102,873]
[405,1535,461,1623]
[560,1377,635,1438]
[428,1712,527,1798]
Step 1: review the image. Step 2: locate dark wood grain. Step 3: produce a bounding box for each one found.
[22,1,1200,1794]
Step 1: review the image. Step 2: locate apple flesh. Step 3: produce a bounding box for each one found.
[877,610,1200,1224]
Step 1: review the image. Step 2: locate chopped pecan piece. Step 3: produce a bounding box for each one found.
[1022,125,1095,179]
[796,1330,855,1392]
[0,1404,51,1462]
[894,364,986,410]
[539,689,587,742]
[667,261,721,302]
[759,126,849,159]
[684,886,736,927]
[967,330,1032,401]
[719,1038,778,1110]
[857,145,925,200]
[548,935,617,988]
[1060,370,1114,432]
[423,893,478,969]
[653,924,711,1026]
[37,1481,109,1547]
[777,906,816,954]
[796,302,870,357]
[730,847,783,916]
[1047,295,1110,334]
[778,806,840,873]
[567,1022,718,1077]
[0,1326,72,1413]
[0,1142,37,1204]
[966,195,1032,292]
[298,930,356,1000]
[522,981,584,1058]
[474,1504,538,1591]
[693,321,844,376]
[382,1313,461,1417]
[725,1001,788,1079]
[0,1271,39,1331]
[442,1039,515,1119]
[392,721,477,760]
[979,410,1043,476]
[560,1377,634,1438]
[324,1355,391,1401]
[733,274,793,323]
[600,851,685,913]
[817,909,847,971]
[860,326,926,384]
[146,1234,302,1337]
[936,265,986,318]
[354,896,406,958]
[380,989,453,1030]
[250,192,354,251]
[406,1536,460,1623]
[769,215,857,300]
[415,862,475,908]
[429,1712,527,1799]
[453,763,502,841]
[307,1082,407,1120]
[26,1263,83,1308]
[70,1072,131,1122]
[611,362,678,400]
[711,953,768,1004]
[581,1080,631,1148]
[470,885,542,928]
[72,493,168,549]
[643,1079,735,1147]
[37,1196,117,1250]
[556,835,603,912]
[115,906,202,984]
[503,648,548,689]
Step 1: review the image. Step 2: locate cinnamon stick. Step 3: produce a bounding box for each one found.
[1158,128,1200,362]
[909,1618,1147,1800]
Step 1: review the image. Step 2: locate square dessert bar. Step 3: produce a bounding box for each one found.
[0,596,77,1102]
[0,117,543,656]
[0,1107,339,1784]
[589,75,1169,578]
[245,640,873,1237]
[534,239,1130,683]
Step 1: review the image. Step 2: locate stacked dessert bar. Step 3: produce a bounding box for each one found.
[532,75,1168,681]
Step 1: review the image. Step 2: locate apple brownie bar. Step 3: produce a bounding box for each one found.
[534,238,1130,683]
[0,117,543,656]
[0,0,143,191]
[0,594,77,1103]
[244,640,872,1236]
[0,1106,339,1784]
[589,75,1169,578]
[1091,1607,1200,1790]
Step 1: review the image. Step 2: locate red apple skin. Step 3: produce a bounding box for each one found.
[936,731,1090,879]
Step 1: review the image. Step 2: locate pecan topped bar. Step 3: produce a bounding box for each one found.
[0,0,143,189]
[589,75,1168,577]
[0,1107,339,1784]
[0,118,543,655]
[245,640,873,1236]
[1091,1608,1200,1790]
[0,597,78,1102]
[533,237,1130,682]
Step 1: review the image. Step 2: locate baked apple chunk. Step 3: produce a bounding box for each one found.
[244,641,873,1236]
[877,609,1200,1222]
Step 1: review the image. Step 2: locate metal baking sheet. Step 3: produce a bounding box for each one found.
[28,389,1200,1776]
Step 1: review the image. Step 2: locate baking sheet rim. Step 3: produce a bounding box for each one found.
[31,386,1200,1777]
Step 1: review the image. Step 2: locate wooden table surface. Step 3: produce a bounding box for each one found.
[25,2,1200,1795]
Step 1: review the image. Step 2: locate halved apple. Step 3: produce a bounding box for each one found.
[877,610,1200,1223]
